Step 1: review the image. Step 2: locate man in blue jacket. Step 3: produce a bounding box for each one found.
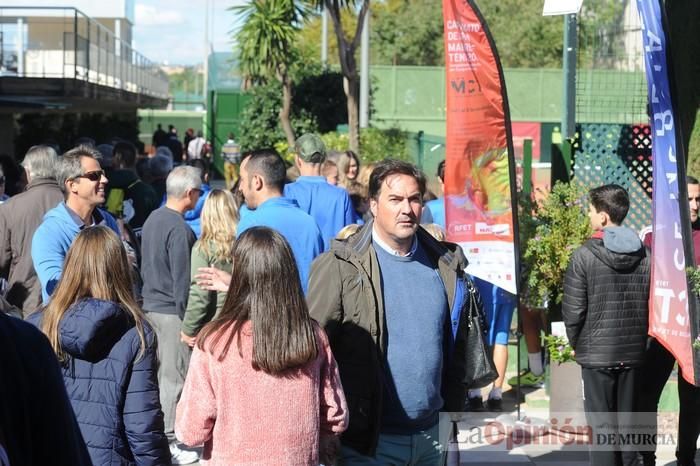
[238,148,323,292]
[284,133,355,250]
[32,145,119,302]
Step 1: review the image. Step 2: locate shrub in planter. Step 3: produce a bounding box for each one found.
[522,181,591,312]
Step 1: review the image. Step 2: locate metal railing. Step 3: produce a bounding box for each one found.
[0,6,168,99]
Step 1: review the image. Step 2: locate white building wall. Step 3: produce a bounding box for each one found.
[0,0,134,24]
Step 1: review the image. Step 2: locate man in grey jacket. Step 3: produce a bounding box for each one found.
[307,160,469,465]
[0,145,63,315]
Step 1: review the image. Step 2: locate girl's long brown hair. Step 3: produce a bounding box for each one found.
[40,226,147,362]
[196,226,318,374]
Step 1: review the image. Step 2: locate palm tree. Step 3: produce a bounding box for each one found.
[232,0,305,147]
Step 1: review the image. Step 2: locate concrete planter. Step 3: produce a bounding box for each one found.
[548,361,587,432]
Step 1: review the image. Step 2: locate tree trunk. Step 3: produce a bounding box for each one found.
[279,74,296,148]
[324,0,369,154]
[345,75,360,152]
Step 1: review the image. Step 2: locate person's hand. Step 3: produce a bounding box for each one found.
[195,267,231,292]
[319,435,341,465]
[180,331,196,348]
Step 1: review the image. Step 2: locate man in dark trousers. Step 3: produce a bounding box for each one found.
[639,176,700,466]
[140,165,201,465]
[562,184,650,466]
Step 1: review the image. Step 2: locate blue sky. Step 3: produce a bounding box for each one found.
[133,0,245,65]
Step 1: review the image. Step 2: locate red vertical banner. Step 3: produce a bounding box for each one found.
[442,0,519,294]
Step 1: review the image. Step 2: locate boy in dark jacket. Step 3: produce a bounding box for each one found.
[562,184,650,466]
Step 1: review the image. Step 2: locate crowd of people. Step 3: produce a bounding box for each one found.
[0,127,697,466]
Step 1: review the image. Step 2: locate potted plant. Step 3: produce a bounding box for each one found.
[521,181,591,417]
[522,181,591,318]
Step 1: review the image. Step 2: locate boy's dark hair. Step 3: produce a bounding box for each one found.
[688,175,699,185]
[437,160,446,183]
[246,148,286,192]
[368,159,426,200]
[589,184,629,225]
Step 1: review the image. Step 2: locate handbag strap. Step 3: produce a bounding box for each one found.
[465,279,478,323]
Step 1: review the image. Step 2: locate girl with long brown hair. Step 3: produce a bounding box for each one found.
[28,226,169,466]
[176,227,348,465]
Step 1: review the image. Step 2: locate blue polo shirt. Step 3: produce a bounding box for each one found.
[237,196,323,293]
[422,198,445,229]
[283,176,355,250]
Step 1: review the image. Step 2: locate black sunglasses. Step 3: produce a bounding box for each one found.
[74,170,105,182]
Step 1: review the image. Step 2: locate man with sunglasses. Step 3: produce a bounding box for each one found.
[32,145,120,303]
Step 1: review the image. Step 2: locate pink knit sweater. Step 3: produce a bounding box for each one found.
[175,321,348,465]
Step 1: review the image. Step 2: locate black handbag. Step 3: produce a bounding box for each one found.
[462,278,498,389]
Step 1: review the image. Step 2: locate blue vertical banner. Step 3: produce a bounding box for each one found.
[638,0,696,385]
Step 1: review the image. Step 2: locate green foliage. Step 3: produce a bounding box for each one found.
[523,181,591,308]
[687,266,700,296]
[542,334,576,364]
[371,0,444,66]
[236,72,347,152]
[518,191,543,306]
[293,72,348,133]
[296,8,357,67]
[359,127,410,162]
[232,0,305,83]
[353,0,628,68]
[274,127,410,163]
[236,82,317,152]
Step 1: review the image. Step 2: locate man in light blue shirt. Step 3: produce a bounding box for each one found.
[238,148,323,292]
[284,133,354,250]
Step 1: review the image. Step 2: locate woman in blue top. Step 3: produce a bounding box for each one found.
[29,226,169,466]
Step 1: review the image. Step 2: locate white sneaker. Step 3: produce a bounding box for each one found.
[169,443,199,465]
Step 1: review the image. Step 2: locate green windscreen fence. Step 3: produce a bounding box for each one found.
[370,66,645,135]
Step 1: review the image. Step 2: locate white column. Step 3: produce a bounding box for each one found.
[16,18,24,76]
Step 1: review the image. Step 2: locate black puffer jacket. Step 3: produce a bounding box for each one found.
[562,227,650,368]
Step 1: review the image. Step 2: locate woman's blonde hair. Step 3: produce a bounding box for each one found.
[356,162,376,190]
[197,189,239,263]
[422,223,446,241]
[336,223,361,240]
[40,226,147,362]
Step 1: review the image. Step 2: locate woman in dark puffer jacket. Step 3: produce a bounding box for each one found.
[29,226,170,466]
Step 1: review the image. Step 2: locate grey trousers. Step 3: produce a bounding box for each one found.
[148,311,191,442]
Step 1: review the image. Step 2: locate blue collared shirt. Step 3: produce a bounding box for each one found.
[237,196,323,293]
[284,176,355,250]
